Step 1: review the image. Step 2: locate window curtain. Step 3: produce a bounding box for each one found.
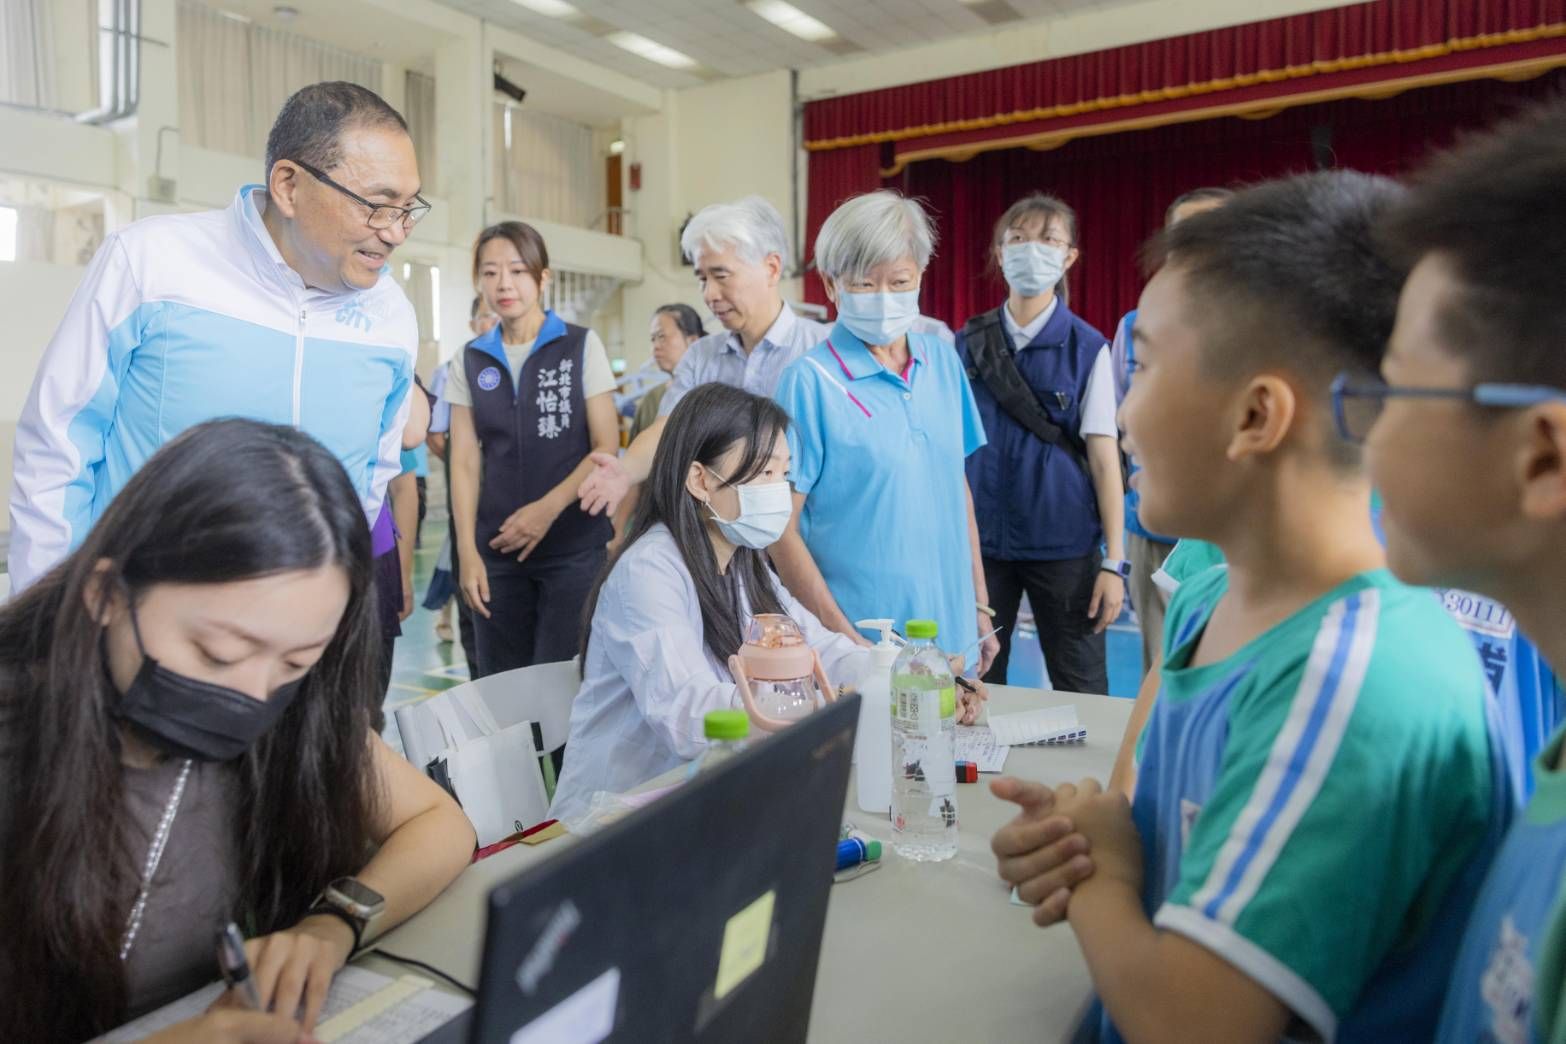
[177,0,383,162]
[492,103,602,228]
[805,69,1566,333]
[405,70,437,190]
[176,2,254,156]
[1,0,56,109]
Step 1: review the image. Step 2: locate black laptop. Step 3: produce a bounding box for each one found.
[427,692,860,1044]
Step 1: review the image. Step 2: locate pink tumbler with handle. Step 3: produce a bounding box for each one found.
[729,614,836,733]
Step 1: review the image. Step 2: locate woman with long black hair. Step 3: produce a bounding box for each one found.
[0,419,474,1043]
[549,383,869,823]
[549,384,985,824]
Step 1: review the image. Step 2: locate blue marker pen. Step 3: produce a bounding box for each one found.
[836,837,883,872]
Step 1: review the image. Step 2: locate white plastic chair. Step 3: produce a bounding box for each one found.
[395,659,580,811]
[454,658,580,760]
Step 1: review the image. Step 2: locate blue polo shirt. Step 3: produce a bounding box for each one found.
[774,323,987,657]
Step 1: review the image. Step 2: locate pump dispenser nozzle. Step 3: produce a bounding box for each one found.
[856,619,898,648]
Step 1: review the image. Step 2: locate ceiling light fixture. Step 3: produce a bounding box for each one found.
[510,0,581,17]
[743,0,837,42]
[605,31,698,70]
[271,4,298,20]
[608,139,626,155]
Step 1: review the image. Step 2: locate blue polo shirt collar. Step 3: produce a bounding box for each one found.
[824,321,927,383]
[469,309,568,375]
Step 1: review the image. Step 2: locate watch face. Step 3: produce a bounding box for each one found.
[332,877,384,909]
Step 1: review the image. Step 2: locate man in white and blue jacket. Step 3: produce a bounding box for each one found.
[8,81,425,591]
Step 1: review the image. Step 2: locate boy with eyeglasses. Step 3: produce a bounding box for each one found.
[1349,98,1566,1043]
[1003,170,1514,1042]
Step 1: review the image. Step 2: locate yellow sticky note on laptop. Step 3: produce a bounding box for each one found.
[714,890,775,1000]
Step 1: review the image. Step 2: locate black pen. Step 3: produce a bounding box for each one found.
[216,921,263,1011]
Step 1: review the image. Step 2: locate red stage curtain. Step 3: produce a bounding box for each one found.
[802,143,884,308]
[802,0,1566,312]
[803,0,1565,155]
[822,69,1564,335]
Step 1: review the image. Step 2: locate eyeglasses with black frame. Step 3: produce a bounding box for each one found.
[1331,372,1566,444]
[290,159,431,231]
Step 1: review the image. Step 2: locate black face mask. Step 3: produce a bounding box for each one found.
[111,609,305,762]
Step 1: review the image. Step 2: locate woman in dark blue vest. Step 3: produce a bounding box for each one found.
[446,222,620,677]
[955,194,1126,694]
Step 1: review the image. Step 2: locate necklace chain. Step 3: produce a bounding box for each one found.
[119,758,194,963]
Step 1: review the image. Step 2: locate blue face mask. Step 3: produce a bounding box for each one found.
[834,287,921,346]
[1001,242,1067,298]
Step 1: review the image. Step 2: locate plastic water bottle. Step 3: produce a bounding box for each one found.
[688,709,750,778]
[890,619,958,861]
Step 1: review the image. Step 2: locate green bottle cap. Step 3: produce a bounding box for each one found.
[865,839,883,862]
[704,709,750,741]
[905,619,938,640]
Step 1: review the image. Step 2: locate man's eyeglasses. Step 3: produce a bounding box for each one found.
[1331,372,1566,443]
[290,159,431,231]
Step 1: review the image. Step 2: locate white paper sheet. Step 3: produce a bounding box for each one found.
[98,966,472,1043]
[954,726,1010,773]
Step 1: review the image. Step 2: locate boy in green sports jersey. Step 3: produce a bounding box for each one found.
[990,170,1516,1042]
[1356,99,1566,1044]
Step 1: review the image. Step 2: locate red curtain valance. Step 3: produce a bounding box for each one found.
[800,69,1566,325]
[803,0,1566,172]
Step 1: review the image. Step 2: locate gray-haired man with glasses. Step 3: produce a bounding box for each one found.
[9,82,429,590]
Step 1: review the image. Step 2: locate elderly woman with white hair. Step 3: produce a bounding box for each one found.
[771,190,1000,676]
[578,195,829,520]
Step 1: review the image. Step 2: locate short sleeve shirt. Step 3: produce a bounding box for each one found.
[428,364,452,435]
[1152,538,1227,596]
[1155,539,1558,793]
[660,303,830,416]
[1436,727,1566,1044]
[774,323,987,654]
[444,327,615,408]
[1109,566,1513,1043]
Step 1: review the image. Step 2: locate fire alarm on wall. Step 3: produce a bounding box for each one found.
[629,163,641,191]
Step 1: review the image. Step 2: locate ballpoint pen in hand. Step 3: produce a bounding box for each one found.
[216,921,263,1011]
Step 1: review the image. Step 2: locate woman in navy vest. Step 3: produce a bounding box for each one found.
[955,194,1126,695]
[446,222,620,677]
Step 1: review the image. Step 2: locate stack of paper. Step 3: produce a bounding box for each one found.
[99,966,472,1043]
[986,705,1087,747]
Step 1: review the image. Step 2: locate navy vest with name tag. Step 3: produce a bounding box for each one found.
[957,302,1106,562]
[463,312,611,562]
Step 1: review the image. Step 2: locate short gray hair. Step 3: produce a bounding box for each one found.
[814,190,936,283]
[681,196,791,269]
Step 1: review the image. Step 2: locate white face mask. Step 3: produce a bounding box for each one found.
[834,287,921,346]
[705,476,793,550]
[1001,242,1067,298]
